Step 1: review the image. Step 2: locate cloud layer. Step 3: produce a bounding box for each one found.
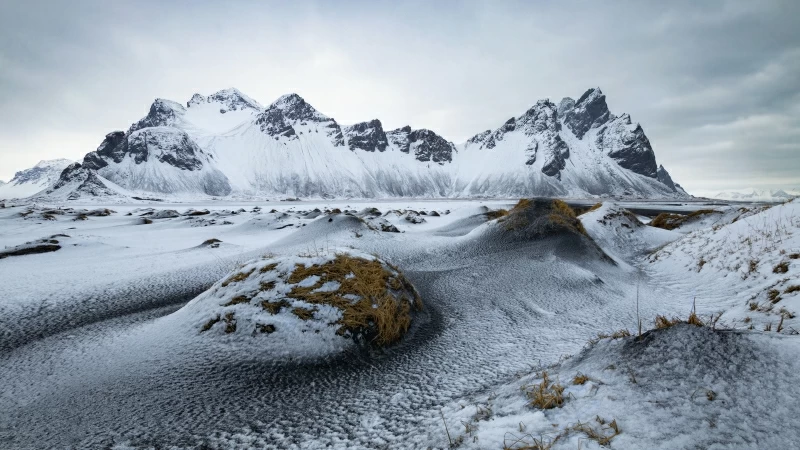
[1,0,797,194]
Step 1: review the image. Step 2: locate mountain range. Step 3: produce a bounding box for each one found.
[3,87,689,201]
[713,189,799,202]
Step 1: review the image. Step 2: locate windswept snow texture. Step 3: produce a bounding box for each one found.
[27,87,687,201]
[0,158,72,199]
[1,198,797,449]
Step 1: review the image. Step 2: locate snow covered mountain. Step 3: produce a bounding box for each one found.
[714,189,799,202]
[41,87,688,200]
[0,159,73,199]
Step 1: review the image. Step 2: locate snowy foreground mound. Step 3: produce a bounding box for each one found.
[174,250,423,360]
[443,323,800,449]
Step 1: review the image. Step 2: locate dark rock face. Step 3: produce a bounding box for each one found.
[595,115,658,178]
[48,163,117,199]
[255,94,345,146]
[466,130,491,147]
[343,120,388,152]
[84,129,206,171]
[557,97,575,117]
[657,165,678,191]
[207,89,261,111]
[387,127,455,164]
[129,99,185,133]
[131,130,205,171]
[563,88,611,139]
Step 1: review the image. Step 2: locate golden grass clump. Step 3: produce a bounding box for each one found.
[686,311,704,326]
[654,315,680,329]
[588,202,603,212]
[785,285,800,294]
[285,254,422,346]
[572,416,621,446]
[572,373,590,385]
[223,295,250,307]
[485,209,509,220]
[221,268,256,287]
[261,299,289,314]
[549,199,588,236]
[291,306,316,321]
[259,262,278,273]
[524,371,565,410]
[773,262,789,274]
[650,209,716,230]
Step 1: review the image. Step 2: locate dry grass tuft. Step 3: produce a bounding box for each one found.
[686,311,704,326]
[549,199,588,236]
[768,289,782,303]
[650,209,717,230]
[223,312,236,333]
[200,316,220,332]
[257,323,276,334]
[572,416,621,446]
[524,371,566,410]
[285,254,421,345]
[291,307,316,321]
[223,295,250,306]
[773,262,789,274]
[485,209,509,220]
[221,268,256,287]
[789,253,800,260]
[261,299,290,315]
[785,285,800,294]
[654,315,680,329]
[259,262,279,274]
[572,373,590,385]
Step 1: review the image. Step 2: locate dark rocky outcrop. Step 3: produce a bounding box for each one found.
[343,119,388,152]
[563,88,612,139]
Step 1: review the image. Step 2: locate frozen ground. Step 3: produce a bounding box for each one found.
[0,198,798,449]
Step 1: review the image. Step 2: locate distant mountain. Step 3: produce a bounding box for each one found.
[0,159,73,200]
[40,87,688,200]
[714,189,799,202]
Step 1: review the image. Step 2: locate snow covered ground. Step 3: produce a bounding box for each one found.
[1,197,798,449]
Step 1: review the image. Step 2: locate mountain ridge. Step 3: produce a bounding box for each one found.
[18,87,688,200]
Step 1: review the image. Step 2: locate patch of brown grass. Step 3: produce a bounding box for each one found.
[285,254,421,345]
[257,323,276,334]
[485,209,509,220]
[572,416,621,446]
[768,289,782,303]
[261,299,289,314]
[686,311,704,326]
[650,209,717,230]
[291,306,316,320]
[223,295,250,306]
[524,371,565,410]
[259,262,278,273]
[572,373,590,385]
[785,285,800,294]
[654,315,680,329]
[200,316,220,332]
[789,253,799,260]
[221,268,255,287]
[549,199,588,236]
[773,262,789,274]
[223,312,236,333]
[588,202,603,212]
[260,280,277,291]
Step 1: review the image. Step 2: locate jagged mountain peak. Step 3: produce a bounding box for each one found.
[129,98,186,133]
[563,87,611,139]
[343,119,388,152]
[186,88,262,112]
[267,93,329,121]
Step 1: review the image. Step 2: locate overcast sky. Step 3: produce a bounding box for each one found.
[1,0,798,195]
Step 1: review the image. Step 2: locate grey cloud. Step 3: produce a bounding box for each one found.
[0,0,797,194]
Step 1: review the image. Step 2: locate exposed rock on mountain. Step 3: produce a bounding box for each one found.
[595,114,658,178]
[343,120,388,152]
[0,159,73,199]
[16,86,688,200]
[562,88,612,139]
[386,126,456,164]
